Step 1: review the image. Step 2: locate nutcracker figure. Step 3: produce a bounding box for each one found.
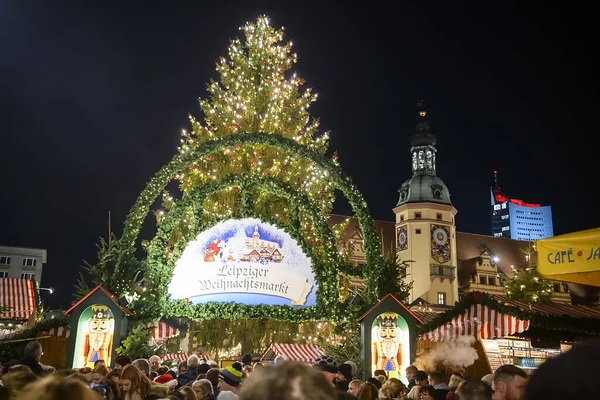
[82,305,114,368]
[371,312,402,375]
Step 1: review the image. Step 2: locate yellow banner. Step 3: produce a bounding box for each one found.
[536,227,600,286]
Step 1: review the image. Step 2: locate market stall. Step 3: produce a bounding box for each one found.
[418,291,600,376]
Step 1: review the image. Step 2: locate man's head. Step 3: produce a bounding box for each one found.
[218,363,243,393]
[23,341,43,362]
[187,354,200,369]
[451,372,463,381]
[449,373,463,390]
[94,359,106,368]
[238,360,337,400]
[241,353,253,366]
[148,355,161,372]
[458,380,493,400]
[337,363,352,382]
[312,354,338,384]
[428,371,444,386]
[414,370,428,387]
[114,355,131,369]
[344,361,358,378]
[132,358,151,377]
[493,365,527,400]
[405,365,418,381]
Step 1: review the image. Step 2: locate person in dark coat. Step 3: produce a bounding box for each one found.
[406,365,418,390]
[21,340,45,376]
[178,355,200,386]
[336,363,352,391]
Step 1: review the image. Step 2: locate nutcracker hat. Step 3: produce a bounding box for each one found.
[376,312,399,328]
[91,305,112,319]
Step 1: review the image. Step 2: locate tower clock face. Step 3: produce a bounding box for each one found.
[433,227,448,245]
[398,231,407,246]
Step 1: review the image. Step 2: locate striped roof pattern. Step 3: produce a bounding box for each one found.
[0,278,37,320]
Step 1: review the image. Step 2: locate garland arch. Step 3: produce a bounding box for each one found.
[122,133,384,319]
[144,176,340,313]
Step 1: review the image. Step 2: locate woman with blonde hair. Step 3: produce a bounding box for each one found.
[356,382,378,400]
[19,375,102,400]
[192,379,216,400]
[120,364,151,400]
[380,377,406,400]
[347,379,364,397]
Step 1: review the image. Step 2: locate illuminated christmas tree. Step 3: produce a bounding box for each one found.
[161,16,348,260]
[504,244,554,304]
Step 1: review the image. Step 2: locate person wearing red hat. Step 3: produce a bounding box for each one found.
[154,373,178,391]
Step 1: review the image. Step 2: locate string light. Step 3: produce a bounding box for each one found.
[117,15,387,328]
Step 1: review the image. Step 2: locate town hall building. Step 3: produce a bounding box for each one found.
[328,102,570,308]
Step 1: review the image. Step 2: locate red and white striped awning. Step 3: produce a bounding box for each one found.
[0,278,37,320]
[163,352,188,362]
[421,304,530,342]
[152,321,179,345]
[38,326,70,338]
[265,343,324,363]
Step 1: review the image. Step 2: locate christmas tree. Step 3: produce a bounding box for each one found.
[162,15,348,260]
[504,243,554,304]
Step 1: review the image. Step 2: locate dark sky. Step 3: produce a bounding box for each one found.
[0,1,596,309]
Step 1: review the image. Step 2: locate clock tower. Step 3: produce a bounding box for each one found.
[393,102,458,306]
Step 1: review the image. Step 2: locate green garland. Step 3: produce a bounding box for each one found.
[147,175,339,306]
[121,133,384,320]
[418,291,600,336]
[165,300,321,322]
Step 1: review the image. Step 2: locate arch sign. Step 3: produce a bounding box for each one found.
[168,218,317,307]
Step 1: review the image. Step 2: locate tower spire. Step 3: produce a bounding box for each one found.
[410,101,437,176]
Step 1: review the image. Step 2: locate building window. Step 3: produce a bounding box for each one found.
[415,212,422,219]
[416,229,421,234]
[479,275,487,285]
[20,272,35,280]
[437,292,446,305]
[0,256,10,265]
[400,215,404,221]
[0,271,8,278]
[488,276,496,286]
[22,258,37,267]
[436,213,442,220]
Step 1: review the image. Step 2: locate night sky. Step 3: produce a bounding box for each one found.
[0,1,596,309]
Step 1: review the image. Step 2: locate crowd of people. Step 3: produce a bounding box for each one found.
[0,338,598,399]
